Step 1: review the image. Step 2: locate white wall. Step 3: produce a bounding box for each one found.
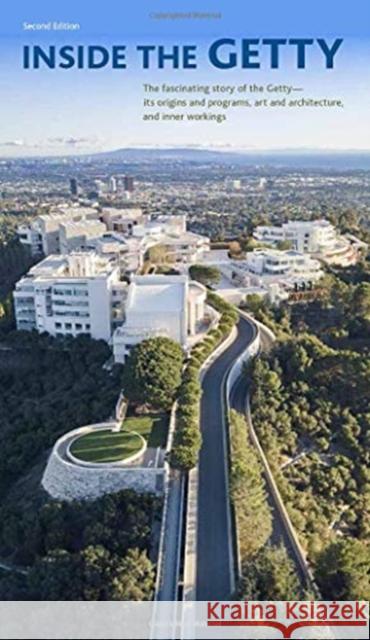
[42,451,165,500]
[88,276,114,341]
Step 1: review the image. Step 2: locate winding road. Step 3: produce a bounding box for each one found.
[196,316,256,600]
[156,312,312,603]
[196,313,311,600]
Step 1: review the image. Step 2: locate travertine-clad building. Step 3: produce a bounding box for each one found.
[245,248,323,279]
[17,207,100,256]
[17,208,210,265]
[112,275,207,363]
[254,219,337,253]
[253,219,360,265]
[15,208,212,356]
[14,259,207,362]
[14,252,126,341]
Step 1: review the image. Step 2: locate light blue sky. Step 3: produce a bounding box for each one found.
[1,1,370,156]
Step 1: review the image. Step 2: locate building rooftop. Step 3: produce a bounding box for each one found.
[251,248,303,258]
[127,276,187,314]
[29,255,66,276]
[24,251,117,280]
[60,219,103,230]
[256,218,333,230]
[284,219,332,228]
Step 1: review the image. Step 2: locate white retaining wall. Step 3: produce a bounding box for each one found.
[225,322,260,399]
[154,404,183,601]
[42,422,164,501]
[42,454,164,501]
[224,317,259,583]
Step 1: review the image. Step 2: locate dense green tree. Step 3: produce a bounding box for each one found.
[0,332,122,493]
[249,309,370,582]
[276,239,293,250]
[189,264,221,287]
[228,240,242,257]
[0,239,35,299]
[244,293,265,315]
[171,292,238,470]
[0,489,159,600]
[229,410,272,559]
[27,545,155,601]
[29,549,86,600]
[146,243,173,265]
[240,545,302,600]
[316,538,370,600]
[353,282,370,319]
[0,490,159,566]
[252,358,282,403]
[122,337,183,410]
[0,570,28,600]
[108,548,155,600]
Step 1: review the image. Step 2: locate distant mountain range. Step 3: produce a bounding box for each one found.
[89,147,238,162]
[87,147,370,169]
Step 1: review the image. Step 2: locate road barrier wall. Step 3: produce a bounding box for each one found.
[153,403,183,602]
[224,318,260,584]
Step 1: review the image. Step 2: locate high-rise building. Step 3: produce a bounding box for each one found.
[258,177,268,190]
[94,179,106,196]
[70,177,78,196]
[123,176,134,192]
[109,176,117,193]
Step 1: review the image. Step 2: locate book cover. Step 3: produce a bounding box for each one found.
[0,1,369,639]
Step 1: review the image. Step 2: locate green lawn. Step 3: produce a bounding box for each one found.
[70,414,169,464]
[123,413,169,449]
[70,430,144,463]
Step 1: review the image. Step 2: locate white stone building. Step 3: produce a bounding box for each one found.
[245,248,323,281]
[90,214,210,268]
[253,219,358,265]
[17,206,100,256]
[59,219,107,254]
[18,208,210,268]
[131,215,210,265]
[14,208,213,354]
[14,252,126,341]
[14,257,208,360]
[225,250,323,298]
[112,275,207,363]
[101,207,149,233]
[87,233,143,274]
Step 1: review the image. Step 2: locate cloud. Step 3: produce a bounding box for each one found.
[48,136,89,146]
[0,139,25,147]
[47,136,103,147]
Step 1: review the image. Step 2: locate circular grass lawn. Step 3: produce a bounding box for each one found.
[69,429,144,464]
